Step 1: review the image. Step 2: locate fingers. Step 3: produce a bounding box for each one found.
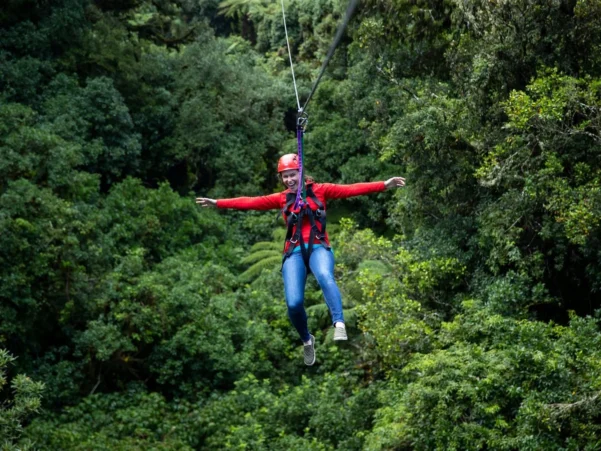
[195,197,215,207]
[386,177,406,189]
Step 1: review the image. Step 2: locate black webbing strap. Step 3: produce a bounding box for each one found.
[298,208,311,268]
[306,185,328,241]
[306,208,330,249]
[282,207,306,267]
[281,191,297,244]
[306,185,324,209]
[282,192,297,216]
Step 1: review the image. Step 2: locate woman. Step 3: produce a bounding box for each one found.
[196,154,405,366]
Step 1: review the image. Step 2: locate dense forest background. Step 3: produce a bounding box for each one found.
[2,0,601,449]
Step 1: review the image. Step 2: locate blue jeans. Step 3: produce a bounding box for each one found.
[282,246,344,342]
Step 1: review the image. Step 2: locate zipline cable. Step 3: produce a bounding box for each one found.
[280,0,360,208]
[300,0,360,114]
[280,0,301,112]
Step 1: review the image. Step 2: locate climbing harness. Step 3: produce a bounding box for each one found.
[281,183,330,269]
[279,0,359,267]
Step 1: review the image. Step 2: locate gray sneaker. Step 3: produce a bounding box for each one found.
[304,335,316,366]
[333,325,348,341]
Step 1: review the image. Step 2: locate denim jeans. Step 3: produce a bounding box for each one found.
[281,246,344,342]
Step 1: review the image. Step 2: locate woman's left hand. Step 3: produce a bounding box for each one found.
[195,197,217,207]
[384,177,406,189]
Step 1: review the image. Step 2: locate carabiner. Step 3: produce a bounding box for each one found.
[297,111,309,131]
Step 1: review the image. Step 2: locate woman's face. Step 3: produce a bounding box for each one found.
[280,169,300,190]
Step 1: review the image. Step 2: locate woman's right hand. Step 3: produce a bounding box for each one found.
[195,197,217,208]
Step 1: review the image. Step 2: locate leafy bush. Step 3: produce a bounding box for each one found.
[0,349,44,451]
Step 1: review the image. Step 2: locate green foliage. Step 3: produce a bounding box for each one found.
[24,386,194,450]
[0,179,92,343]
[0,101,97,196]
[100,178,225,262]
[173,34,288,196]
[41,75,142,183]
[0,175,228,388]
[356,0,454,79]
[492,70,601,248]
[198,373,380,450]
[335,222,460,370]
[4,0,601,448]
[473,70,601,312]
[239,229,285,282]
[0,349,44,450]
[218,0,277,20]
[0,0,89,59]
[365,303,601,450]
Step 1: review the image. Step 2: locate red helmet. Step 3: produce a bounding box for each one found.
[277,154,299,172]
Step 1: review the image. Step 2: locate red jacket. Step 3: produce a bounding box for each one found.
[217,181,386,252]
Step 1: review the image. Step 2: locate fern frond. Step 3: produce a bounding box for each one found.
[241,250,280,265]
[250,241,281,253]
[239,256,282,282]
[272,228,286,242]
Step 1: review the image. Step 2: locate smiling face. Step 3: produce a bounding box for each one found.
[280,169,300,191]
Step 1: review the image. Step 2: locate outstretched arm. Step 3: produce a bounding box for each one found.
[195,193,282,211]
[322,177,405,199]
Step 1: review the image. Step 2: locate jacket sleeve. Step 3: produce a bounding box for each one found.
[216,193,282,211]
[321,181,386,200]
